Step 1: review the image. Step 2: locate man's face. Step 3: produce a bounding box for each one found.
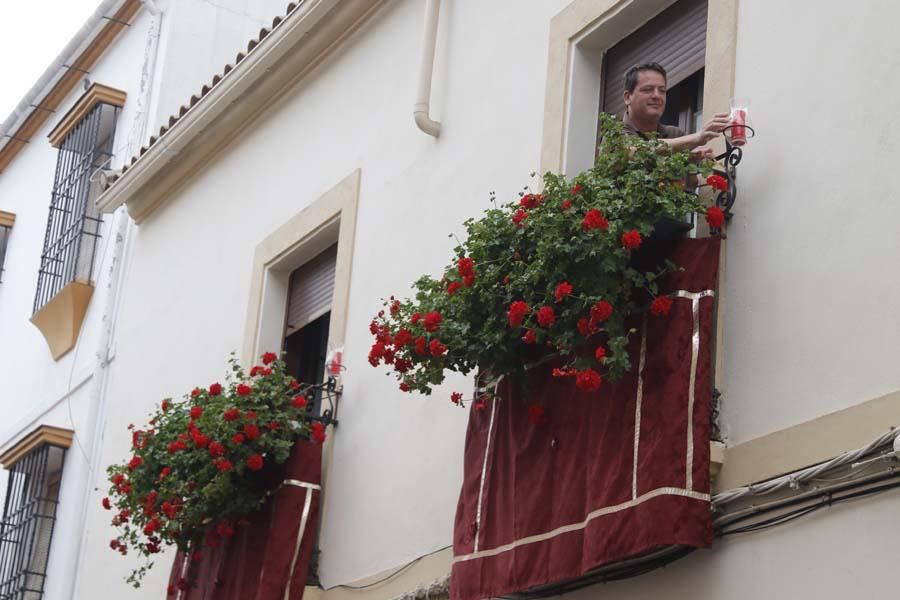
[624,70,667,124]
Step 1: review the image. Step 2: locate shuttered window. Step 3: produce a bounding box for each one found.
[602,0,707,118]
[285,244,337,336]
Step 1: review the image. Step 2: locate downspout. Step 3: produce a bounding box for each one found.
[414,0,441,137]
[67,2,162,597]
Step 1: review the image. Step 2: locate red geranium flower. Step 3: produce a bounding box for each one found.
[390,299,401,316]
[394,328,413,347]
[208,442,225,458]
[161,400,170,412]
[519,193,542,209]
[621,229,642,249]
[536,306,556,328]
[231,433,245,445]
[127,456,142,471]
[463,274,475,288]
[457,257,474,277]
[528,405,545,425]
[582,208,609,232]
[246,454,264,471]
[311,422,326,444]
[191,388,201,398]
[102,497,111,510]
[424,311,442,332]
[451,392,463,405]
[394,357,412,373]
[554,281,573,303]
[190,406,203,420]
[522,329,536,344]
[223,407,240,421]
[267,421,280,431]
[159,467,171,480]
[512,209,528,227]
[261,352,277,365]
[429,339,448,357]
[191,432,209,449]
[508,301,530,328]
[243,424,260,441]
[411,312,421,325]
[591,300,613,323]
[576,368,603,392]
[215,459,233,472]
[560,200,572,211]
[594,346,607,362]
[290,379,301,390]
[414,337,427,356]
[236,384,251,396]
[706,206,726,229]
[706,174,728,191]
[650,295,673,317]
[209,382,222,396]
[447,281,462,296]
[571,184,584,195]
[399,382,411,392]
[293,395,308,409]
[249,366,262,377]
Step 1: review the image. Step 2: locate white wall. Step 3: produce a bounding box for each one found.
[721,0,900,443]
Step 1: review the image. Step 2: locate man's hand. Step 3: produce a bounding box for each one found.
[690,146,715,163]
[694,112,731,145]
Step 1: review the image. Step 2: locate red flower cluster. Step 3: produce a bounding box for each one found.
[705,206,725,229]
[424,311,442,332]
[451,392,463,405]
[650,296,673,317]
[512,209,528,227]
[536,306,556,328]
[522,329,536,344]
[582,209,609,232]
[209,382,222,396]
[571,184,584,195]
[519,193,543,209]
[236,384,251,396]
[311,422,327,444]
[575,368,602,392]
[621,229,642,250]
[447,281,461,296]
[706,174,728,191]
[508,301,530,328]
[554,281,573,303]
[246,454,264,471]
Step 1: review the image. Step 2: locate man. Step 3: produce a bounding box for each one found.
[619,62,730,161]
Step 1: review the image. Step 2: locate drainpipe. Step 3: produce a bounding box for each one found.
[414,0,441,137]
[67,2,162,597]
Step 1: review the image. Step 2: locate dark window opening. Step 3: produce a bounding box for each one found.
[0,223,11,284]
[34,101,118,313]
[283,312,331,417]
[661,68,704,134]
[0,444,66,600]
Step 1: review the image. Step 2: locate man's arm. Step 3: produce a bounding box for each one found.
[663,112,732,152]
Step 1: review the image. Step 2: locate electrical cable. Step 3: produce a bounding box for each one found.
[324,544,452,591]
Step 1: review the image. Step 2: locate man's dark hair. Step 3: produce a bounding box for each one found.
[624,63,667,93]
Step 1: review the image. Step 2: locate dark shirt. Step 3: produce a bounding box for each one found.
[621,112,685,140]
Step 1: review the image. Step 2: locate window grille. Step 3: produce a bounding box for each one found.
[34,102,118,313]
[0,444,66,600]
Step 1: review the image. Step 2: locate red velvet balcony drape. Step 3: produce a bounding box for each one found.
[451,237,720,600]
[168,440,322,600]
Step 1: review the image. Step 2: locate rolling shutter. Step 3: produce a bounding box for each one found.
[286,244,337,334]
[602,0,707,118]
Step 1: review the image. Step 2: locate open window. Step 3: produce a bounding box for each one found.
[564,0,708,175]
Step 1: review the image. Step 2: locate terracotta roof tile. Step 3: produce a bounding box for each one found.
[110,1,305,180]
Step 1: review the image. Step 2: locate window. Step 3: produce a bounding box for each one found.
[34,94,120,313]
[0,439,68,600]
[283,244,337,418]
[0,212,13,284]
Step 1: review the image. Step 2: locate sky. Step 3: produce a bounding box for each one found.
[0,1,103,121]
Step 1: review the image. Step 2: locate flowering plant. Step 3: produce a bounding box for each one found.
[104,353,325,587]
[369,114,723,399]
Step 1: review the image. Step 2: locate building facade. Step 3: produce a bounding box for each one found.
[3,0,900,598]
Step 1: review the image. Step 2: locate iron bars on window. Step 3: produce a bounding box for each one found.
[33,102,117,313]
[0,444,66,600]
